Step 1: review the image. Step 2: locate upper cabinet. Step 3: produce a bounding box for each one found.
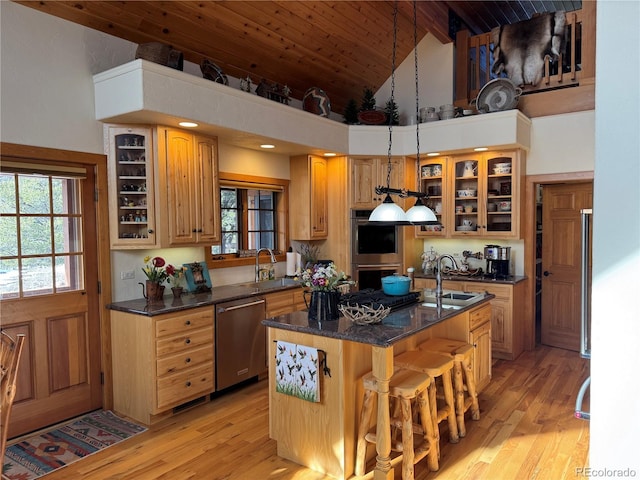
[157,128,221,246]
[416,158,448,237]
[290,155,328,240]
[350,157,404,209]
[417,150,525,239]
[106,126,159,248]
[106,124,220,249]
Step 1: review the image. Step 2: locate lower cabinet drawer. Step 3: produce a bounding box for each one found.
[156,345,213,377]
[156,326,213,357]
[156,363,214,410]
[469,303,492,330]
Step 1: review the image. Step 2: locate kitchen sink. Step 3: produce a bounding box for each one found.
[240,277,299,293]
[439,292,477,301]
[421,290,485,308]
[421,302,463,310]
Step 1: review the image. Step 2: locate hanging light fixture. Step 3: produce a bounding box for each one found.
[369,1,438,226]
[368,2,409,224]
[405,0,438,226]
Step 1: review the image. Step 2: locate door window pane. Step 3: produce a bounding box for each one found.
[0,171,84,298]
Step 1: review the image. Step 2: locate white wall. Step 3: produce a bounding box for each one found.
[590,0,640,474]
[376,33,454,125]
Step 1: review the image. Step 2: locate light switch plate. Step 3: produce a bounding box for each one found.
[120,270,135,280]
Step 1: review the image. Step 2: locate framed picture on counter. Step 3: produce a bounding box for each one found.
[183,261,212,293]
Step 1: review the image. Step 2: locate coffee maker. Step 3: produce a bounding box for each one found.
[484,245,511,279]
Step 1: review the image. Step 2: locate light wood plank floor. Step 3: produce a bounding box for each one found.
[25,345,589,480]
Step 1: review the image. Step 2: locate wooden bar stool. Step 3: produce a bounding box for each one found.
[355,368,439,479]
[394,350,460,452]
[417,338,480,437]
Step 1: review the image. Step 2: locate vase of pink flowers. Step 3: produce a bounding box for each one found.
[297,262,350,321]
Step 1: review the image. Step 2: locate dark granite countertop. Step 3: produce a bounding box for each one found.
[107,283,300,316]
[262,293,494,347]
[414,273,527,285]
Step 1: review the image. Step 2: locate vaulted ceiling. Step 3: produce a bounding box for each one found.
[15,1,581,116]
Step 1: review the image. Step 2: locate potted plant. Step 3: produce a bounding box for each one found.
[358,87,386,125]
[343,98,359,124]
[384,98,399,125]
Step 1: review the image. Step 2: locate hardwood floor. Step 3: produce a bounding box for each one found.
[30,345,589,480]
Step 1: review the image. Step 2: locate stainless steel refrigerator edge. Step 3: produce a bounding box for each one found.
[575,208,592,420]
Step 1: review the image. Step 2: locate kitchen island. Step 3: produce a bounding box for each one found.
[263,293,493,480]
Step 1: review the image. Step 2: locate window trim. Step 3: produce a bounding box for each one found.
[205,172,289,270]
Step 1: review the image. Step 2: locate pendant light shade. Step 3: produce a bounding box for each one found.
[369,194,409,223]
[405,197,438,225]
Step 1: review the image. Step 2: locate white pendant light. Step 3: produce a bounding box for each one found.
[369,194,409,223]
[367,0,440,228]
[406,197,438,224]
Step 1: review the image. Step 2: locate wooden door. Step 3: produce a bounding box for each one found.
[0,164,102,438]
[541,182,593,351]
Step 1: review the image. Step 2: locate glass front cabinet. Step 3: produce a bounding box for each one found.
[417,150,524,239]
[416,158,448,237]
[106,126,158,248]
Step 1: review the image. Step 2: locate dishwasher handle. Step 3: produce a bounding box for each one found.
[217,299,265,313]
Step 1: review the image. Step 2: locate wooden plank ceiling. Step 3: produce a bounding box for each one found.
[15,1,581,116]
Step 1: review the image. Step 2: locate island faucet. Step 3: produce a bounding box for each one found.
[435,254,458,297]
[255,248,277,282]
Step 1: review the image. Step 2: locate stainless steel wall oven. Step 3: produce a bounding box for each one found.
[351,210,403,290]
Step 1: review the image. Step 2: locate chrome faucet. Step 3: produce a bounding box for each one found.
[435,254,458,297]
[255,248,277,282]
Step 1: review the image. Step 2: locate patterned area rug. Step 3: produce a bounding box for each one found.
[2,410,147,480]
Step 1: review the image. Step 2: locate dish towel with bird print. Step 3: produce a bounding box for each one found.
[275,341,320,402]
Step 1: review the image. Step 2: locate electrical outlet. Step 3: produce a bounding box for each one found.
[120,270,135,280]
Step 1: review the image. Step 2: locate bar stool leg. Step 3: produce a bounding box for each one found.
[415,389,439,472]
[442,369,459,443]
[400,397,415,480]
[355,389,375,476]
[462,356,480,421]
[452,360,467,437]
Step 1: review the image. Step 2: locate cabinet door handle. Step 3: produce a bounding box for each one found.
[185,320,191,326]
[185,357,191,363]
[185,338,191,344]
[185,381,192,387]
[543,271,552,276]
[147,229,154,234]
[192,228,197,233]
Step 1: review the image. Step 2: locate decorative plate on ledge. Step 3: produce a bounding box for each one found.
[357,109,387,125]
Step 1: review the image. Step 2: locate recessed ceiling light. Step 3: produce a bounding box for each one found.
[426,152,440,157]
[474,147,488,152]
[323,152,337,157]
[260,144,275,149]
[179,121,198,128]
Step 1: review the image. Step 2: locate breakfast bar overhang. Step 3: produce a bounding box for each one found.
[263,293,494,479]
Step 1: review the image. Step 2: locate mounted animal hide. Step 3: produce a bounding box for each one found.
[492,12,566,87]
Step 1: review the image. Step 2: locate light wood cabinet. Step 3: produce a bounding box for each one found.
[467,303,492,391]
[290,155,328,240]
[158,128,221,246]
[265,288,306,318]
[111,307,215,425]
[416,150,524,239]
[416,158,448,237]
[349,156,404,209]
[106,125,220,248]
[105,126,159,248]
[415,278,525,360]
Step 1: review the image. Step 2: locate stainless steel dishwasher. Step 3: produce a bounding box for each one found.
[215,297,266,391]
